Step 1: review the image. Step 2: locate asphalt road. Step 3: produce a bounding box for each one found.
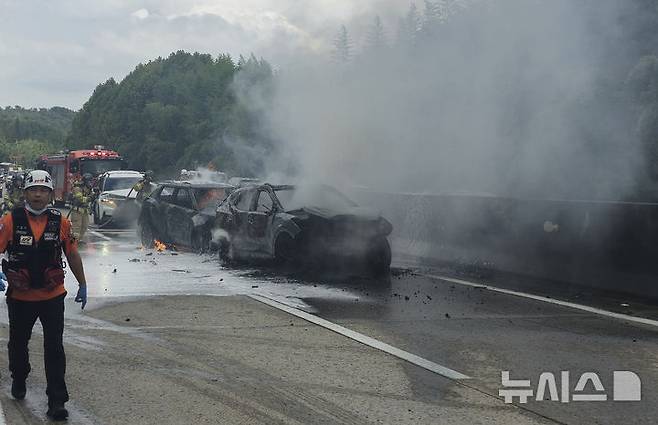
[0,223,654,424]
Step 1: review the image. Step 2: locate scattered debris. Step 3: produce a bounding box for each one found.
[125,318,131,322]
[219,278,224,282]
[426,295,432,300]
[251,285,259,288]
[171,252,178,256]
[112,268,117,273]
[404,296,410,301]
[128,258,140,262]
[145,252,153,256]
[445,313,451,318]
[620,303,630,307]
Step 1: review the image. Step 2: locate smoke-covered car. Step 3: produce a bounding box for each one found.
[138,181,234,251]
[92,170,144,225]
[215,183,393,273]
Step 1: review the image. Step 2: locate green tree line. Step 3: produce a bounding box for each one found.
[68,51,274,177]
[0,106,75,166]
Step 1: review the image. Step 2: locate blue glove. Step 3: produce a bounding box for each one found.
[0,271,6,292]
[74,286,87,309]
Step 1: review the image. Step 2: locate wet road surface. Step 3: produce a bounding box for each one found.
[0,223,654,424]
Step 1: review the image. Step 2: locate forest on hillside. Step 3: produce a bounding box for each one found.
[0,106,75,165]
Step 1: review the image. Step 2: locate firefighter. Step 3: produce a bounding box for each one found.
[0,169,88,421]
[132,170,154,202]
[4,175,25,213]
[69,173,95,241]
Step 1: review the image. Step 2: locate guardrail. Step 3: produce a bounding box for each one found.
[352,190,658,300]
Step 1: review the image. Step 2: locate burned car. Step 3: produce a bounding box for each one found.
[139,181,233,251]
[215,183,393,273]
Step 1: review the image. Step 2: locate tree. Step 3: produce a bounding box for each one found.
[67,51,274,176]
[397,3,421,49]
[365,15,387,52]
[332,25,353,64]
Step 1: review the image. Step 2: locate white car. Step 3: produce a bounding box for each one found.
[93,170,144,225]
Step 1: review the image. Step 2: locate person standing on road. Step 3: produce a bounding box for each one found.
[131,170,155,202]
[3,174,25,214]
[0,169,88,421]
[69,173,95,241]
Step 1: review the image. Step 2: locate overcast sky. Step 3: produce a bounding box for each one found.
[0,0,406,109]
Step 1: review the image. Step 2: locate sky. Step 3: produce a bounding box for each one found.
[0,0,406,109]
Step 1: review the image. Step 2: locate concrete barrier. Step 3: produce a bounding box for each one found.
[352,190,658,300]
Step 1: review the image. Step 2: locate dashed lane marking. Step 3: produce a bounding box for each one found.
[249,294,471,380]
[420,273,658,329]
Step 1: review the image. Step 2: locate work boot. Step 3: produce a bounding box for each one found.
[46,402,68,421]
[11,379,26,400]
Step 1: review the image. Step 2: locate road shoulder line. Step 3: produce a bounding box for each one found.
[419,273,658,329]
[249,294,471,380]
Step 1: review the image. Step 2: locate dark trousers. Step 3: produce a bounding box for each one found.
[6,293,69,404]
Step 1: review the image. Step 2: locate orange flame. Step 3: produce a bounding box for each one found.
[154,239,166,252]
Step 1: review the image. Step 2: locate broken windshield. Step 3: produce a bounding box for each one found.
[274,186,356,212]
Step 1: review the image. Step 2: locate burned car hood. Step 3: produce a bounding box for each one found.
[287,206,381,221]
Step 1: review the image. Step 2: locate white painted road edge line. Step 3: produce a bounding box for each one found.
[0,399,7,425]
[249,294,471,380]
[420,273,658,329]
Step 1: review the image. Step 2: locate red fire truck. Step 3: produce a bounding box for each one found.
[36,146,124,204]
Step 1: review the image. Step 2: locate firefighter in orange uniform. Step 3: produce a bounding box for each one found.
[0,170,88,421]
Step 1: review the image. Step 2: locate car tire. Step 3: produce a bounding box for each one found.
[192,230,211,253]
[274,232,299,265]
[100,213,111,226]
[367,237,391,276]
[139,220,155,248]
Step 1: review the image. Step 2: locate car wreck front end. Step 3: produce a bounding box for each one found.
[272,185,393,273]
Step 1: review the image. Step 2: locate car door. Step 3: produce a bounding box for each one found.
[168,188,195,246]
[154,186,176,243]
[248,189,276,254]
[229,188,256,252]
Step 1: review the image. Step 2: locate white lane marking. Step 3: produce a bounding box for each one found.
[249,294,471,380]
[420,273,658,329]
[0,399,6,425]
[88,230,112,241]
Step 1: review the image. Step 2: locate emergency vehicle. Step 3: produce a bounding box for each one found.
[36,146,124,204]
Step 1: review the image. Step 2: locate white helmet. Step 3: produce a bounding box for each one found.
[24,170,54,190]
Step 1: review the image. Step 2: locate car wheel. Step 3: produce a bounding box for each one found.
[192,230,211,253]
[367,237,391,276]
[139,220,155,248]
[99,212,112,227]
[274,232,299,265]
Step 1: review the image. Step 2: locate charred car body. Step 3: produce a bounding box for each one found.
[215,183,393,273]
[139,181,234,251]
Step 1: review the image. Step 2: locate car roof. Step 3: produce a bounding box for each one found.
[159,180,234,189]
[103,170,143,176]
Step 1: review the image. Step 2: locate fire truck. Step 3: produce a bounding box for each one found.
[36,146,124,204]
